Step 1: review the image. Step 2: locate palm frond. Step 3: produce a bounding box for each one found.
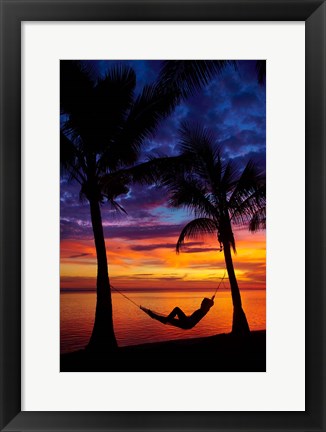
[60,132,87,184]
[166,175,217,219]
[60,60,94,116]
[61,63,138,170]
[178,122,221,190]
[113,82,178,168]
[249,206,266,231]
[100,154,190,197]
[221,160,239,192]
[108,200,128,215]
[100,173,129,201]
[60,61,97,146]
[178,122,216,154]
[176,218,218,253]
[127,154,190,186]
[228,160,265,209]
[91,65,136,165]
[230,184,266,226]
[230,232,236,254]
[158,60,237,98]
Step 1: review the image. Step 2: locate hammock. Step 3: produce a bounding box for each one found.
[110,272,226,330]
[139,302,212,330]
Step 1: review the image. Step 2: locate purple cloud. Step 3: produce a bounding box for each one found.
[61,60,266,243]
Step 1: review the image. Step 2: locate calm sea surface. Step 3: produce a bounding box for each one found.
[60,290,266,354]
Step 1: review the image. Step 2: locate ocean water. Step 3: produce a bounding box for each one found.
[60,290,266,354]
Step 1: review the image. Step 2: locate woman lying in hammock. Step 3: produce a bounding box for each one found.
[140,297,214,330]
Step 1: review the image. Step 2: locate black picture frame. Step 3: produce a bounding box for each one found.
[0,0,325,430]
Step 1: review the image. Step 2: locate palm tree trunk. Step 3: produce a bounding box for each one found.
[223,242,250,335]
[87,199,118,352]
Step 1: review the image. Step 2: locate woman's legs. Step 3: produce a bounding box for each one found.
[140,305,189,327]
[146,309,167,324]
[166,307,187,322]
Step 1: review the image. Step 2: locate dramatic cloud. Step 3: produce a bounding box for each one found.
[61,60,266,290]
[68,253,90,259]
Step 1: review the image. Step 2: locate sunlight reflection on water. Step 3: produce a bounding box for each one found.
[60,290,266,353]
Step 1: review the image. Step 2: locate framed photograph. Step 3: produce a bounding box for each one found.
[1,0,325,431]
[59,58,267,374]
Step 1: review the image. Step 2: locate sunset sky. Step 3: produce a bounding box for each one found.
[60,60,266,291]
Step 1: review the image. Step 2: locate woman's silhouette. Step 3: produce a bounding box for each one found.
[140,297,214,330]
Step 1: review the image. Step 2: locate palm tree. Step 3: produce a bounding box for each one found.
[60,61,234,352]
[60,61,182,352]
[163,123,266,335]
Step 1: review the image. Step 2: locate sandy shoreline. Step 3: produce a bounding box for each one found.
[61,330,266,372]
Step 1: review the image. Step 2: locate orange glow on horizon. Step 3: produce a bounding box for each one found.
[61,229,266,291]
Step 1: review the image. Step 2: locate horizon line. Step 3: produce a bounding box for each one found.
[60,287,266,293]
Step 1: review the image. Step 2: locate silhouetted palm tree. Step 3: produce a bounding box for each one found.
[163,123,266,335]
[61,61,181,351]
[60,61,233,351]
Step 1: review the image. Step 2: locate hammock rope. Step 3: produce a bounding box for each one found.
[211,271,226,300]
[110,284,141,308]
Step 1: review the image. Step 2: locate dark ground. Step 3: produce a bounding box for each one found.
[60,330,266,372]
